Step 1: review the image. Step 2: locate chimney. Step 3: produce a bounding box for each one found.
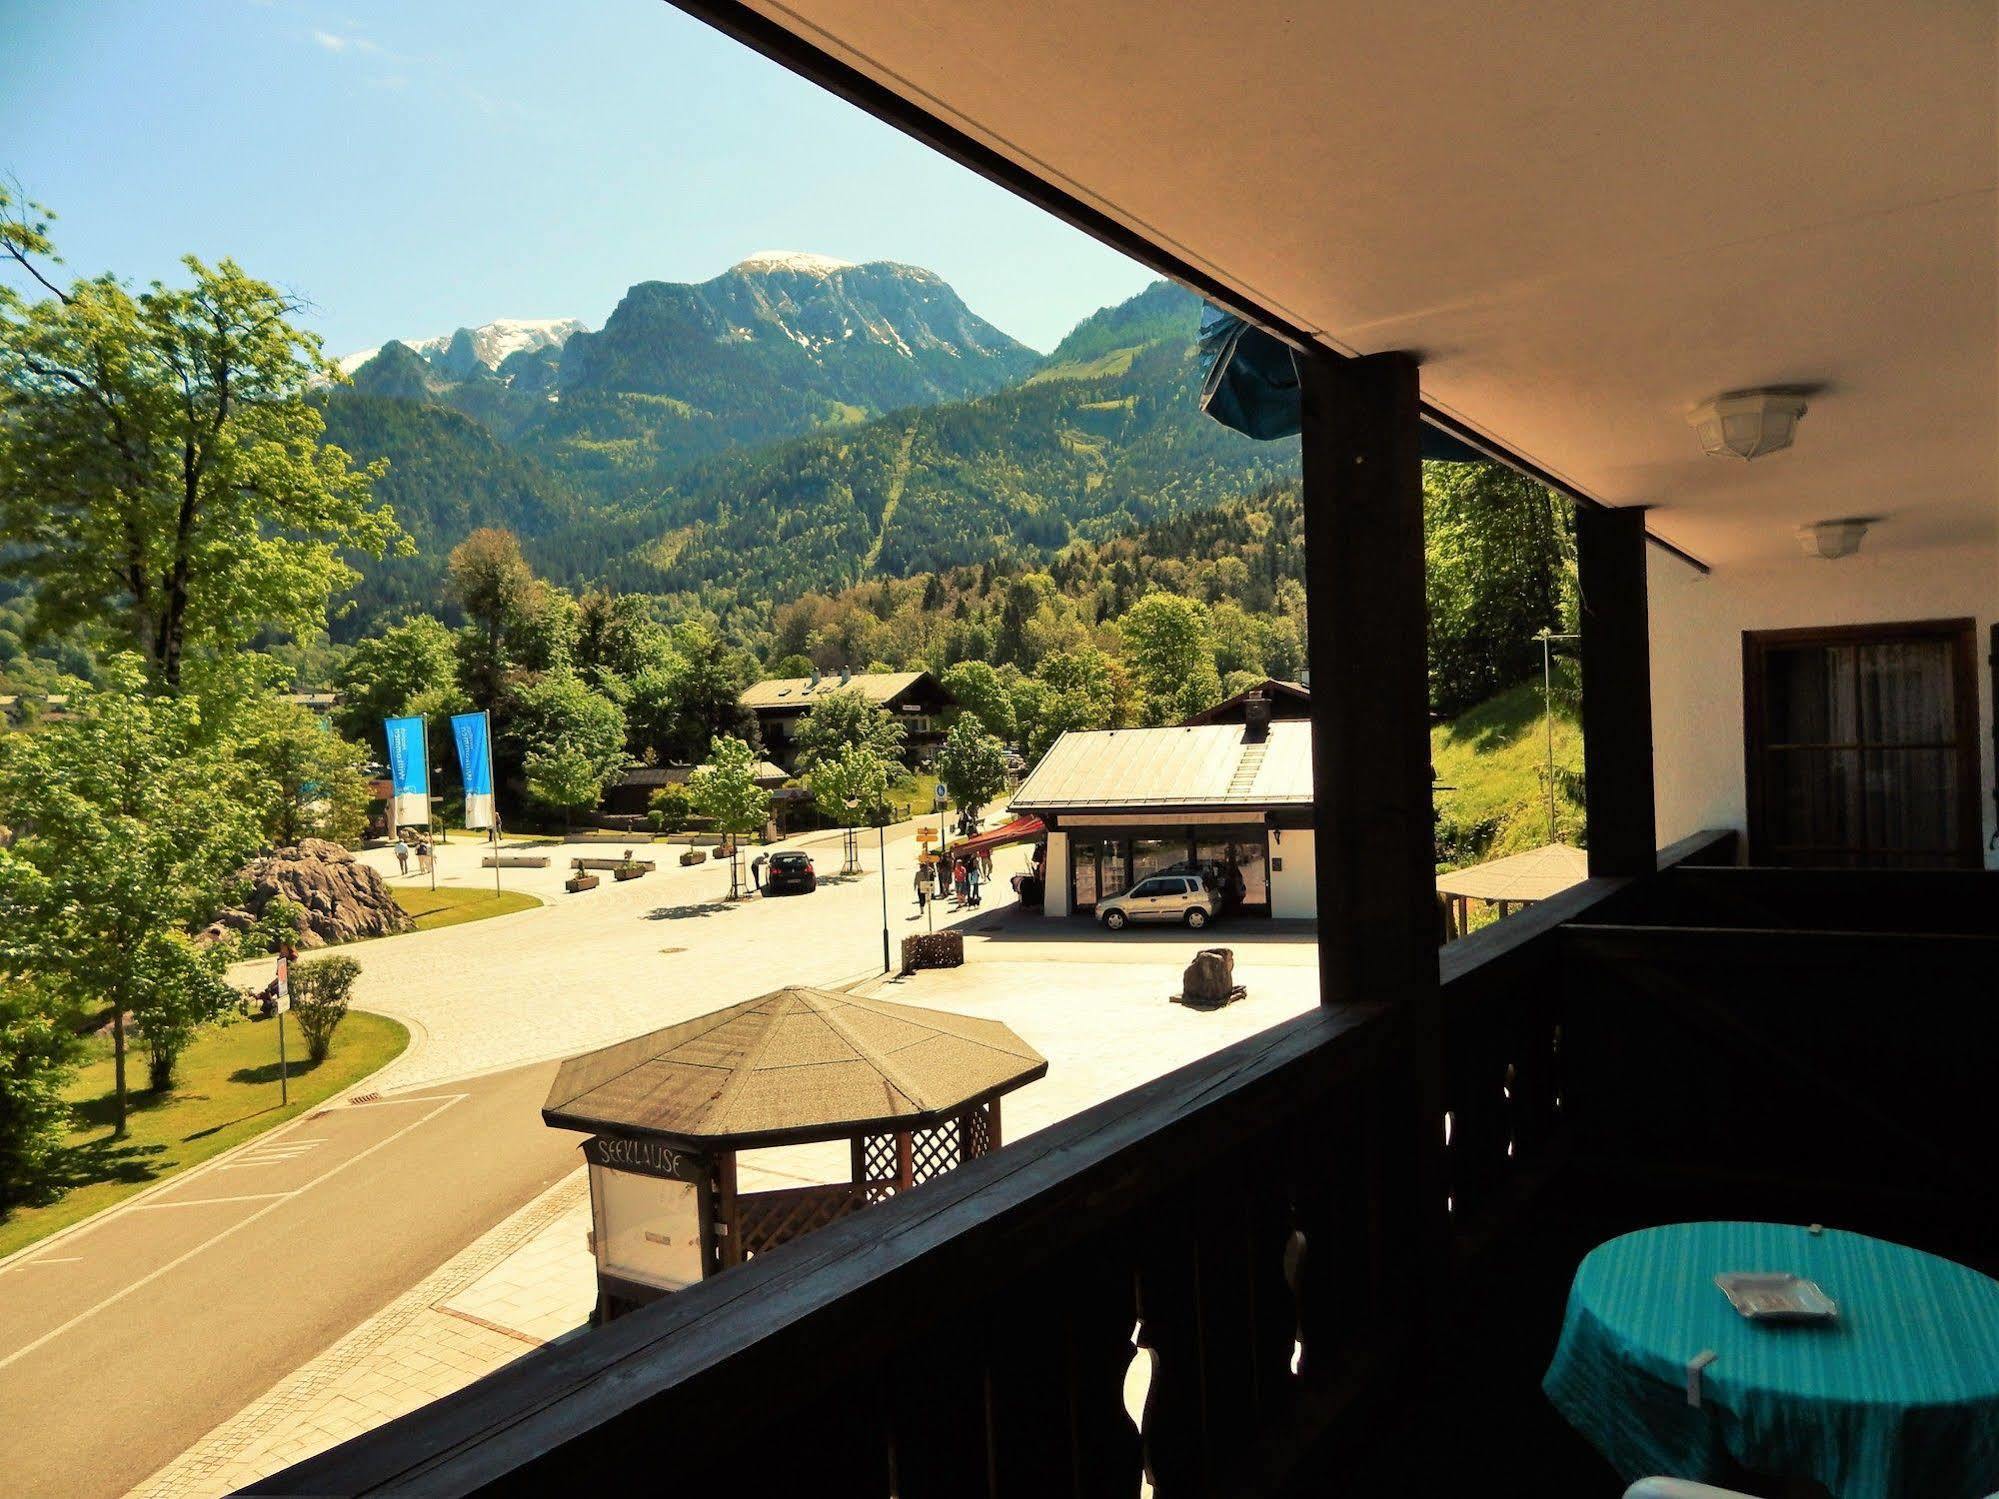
[840,664,852,685]
[1243,691,1271,744]
[808,665,821,687]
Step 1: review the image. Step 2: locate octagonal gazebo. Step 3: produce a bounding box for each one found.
[543,984,1047,1320]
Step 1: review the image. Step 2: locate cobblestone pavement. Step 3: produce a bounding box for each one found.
[232,819,1006,1093]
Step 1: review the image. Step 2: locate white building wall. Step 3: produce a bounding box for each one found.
[1269,828,1317,918]
[1042,830,1071,916]
[1648,540,1998,867]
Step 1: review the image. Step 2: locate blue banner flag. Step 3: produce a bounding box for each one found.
[384,715,430,832]
[450,711,497,830]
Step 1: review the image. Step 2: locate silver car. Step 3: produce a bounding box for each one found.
[1097,873,1222,931]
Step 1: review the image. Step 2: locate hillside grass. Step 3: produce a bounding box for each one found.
[0,1011,409,1259]
[1431,661,1585,870]
[1025,345,1141,384]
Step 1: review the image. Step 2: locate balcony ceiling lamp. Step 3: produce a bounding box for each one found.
[1797,518,1872,561]
[1687,388,1811,461]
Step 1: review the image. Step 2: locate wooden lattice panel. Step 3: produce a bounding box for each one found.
[907,1122,961,1184]
[961,1105,994,1161]
[736,1183,864,1259]
[861,1133,901,1202]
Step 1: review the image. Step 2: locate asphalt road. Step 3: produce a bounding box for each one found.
[0,1062,581,1499]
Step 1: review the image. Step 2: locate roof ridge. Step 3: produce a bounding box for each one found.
[797,987,932,1112]
[697,991,794,1132]
[836,990,1045,1061]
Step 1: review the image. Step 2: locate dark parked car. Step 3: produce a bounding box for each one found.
[764,850,817,894]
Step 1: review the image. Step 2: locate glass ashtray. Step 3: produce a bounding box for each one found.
[1715,1271,1838,1323]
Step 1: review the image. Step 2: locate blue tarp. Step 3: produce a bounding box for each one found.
[1197,303,1487,461]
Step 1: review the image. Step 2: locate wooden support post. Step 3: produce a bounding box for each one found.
[716,1151,742,1270]
[1297,349,1439,1006]
[1576,502,1658,877]
[895,1130,914,1190]
[987,1095,1002,1151]
[1298,348,1448,1388]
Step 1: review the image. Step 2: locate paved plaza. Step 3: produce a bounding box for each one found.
[232,820,989,1091]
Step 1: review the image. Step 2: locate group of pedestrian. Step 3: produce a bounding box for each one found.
[393,833,434,877]
[912,851,993,912]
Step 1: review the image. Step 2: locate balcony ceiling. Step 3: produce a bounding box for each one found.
[707,0,1996,569]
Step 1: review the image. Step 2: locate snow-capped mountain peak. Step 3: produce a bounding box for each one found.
[338,317,588,378]
[732,250,857,278]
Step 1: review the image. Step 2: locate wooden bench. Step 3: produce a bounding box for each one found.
[481,855,550,869]
[572,857,657,873]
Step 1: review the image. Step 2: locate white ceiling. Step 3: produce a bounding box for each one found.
[724,0,1998,569]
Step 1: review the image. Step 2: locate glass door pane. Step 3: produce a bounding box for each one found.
[1072,838,1099,909]
[1752,628,1971,868]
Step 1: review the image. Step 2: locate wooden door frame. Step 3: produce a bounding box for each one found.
[1741,617,1981,866]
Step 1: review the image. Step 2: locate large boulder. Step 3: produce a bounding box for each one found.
[207,839,415,949]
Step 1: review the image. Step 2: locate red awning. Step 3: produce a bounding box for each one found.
[948,815,1044,859]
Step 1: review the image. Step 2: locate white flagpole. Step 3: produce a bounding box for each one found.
[487,710,501,898]
[423,715,437,892]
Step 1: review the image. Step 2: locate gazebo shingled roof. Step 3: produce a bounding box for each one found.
[541,986,1047,1150]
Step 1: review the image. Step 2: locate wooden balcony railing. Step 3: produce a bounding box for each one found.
[253,830,1787,1499]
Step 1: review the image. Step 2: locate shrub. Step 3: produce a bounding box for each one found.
[291,954,360,1063]
[648,782,693,834]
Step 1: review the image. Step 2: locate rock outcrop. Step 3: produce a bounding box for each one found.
[204,839,414,949]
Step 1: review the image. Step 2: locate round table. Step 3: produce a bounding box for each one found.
[1542,1221,1999,1499]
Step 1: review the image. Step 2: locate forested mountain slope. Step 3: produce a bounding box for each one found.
[529,282,1300,611]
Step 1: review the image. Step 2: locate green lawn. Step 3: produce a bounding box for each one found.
[0,1010,408,1259]
[887,771,952,824]
[392,885,541,931]
[1431,661,1586,870]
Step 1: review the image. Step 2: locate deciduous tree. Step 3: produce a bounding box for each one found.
[0,662,259,1130]
[790,687,907,771]
[0,190,404,689]
[234,697,373,847]
[1118,592,1221,725]
[941,659,1017,744]
[935,717,1009,821]
[333,614,458,743]
[689,737,772,897]
[806,743,892,833]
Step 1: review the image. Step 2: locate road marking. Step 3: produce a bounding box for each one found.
[218,1138,326,1170]
[130,1192,291,1210]
[1,1257,83,1272]
[344,1093,457,1108]
[0,1093,467,1373]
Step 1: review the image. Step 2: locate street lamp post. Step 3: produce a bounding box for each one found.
[851,795,890,974]
[877,824,890,974]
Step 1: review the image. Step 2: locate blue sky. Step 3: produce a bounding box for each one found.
[1,0,1155,355]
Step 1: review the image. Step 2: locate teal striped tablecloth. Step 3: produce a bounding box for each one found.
[1543,1221,1999,1498]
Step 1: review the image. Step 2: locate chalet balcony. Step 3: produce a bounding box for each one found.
[252,831,1998,1497]
[242,6,1993,1491]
